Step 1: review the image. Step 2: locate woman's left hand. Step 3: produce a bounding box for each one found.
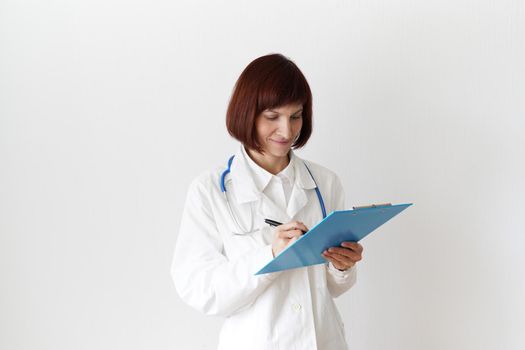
[322,242,363,271]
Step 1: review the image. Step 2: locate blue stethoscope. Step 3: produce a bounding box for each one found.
[220,155,326,234]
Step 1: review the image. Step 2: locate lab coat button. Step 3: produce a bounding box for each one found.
[292,303,302,311]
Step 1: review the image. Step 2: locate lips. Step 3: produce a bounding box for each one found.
[270,139,290,145]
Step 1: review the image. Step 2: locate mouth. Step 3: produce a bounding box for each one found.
[270,139,291,146]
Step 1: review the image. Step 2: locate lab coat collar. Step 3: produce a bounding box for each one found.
[229,146,260,204]
[292,151,317,191]
[229,145,317,205]
[240,145,273,193]
[286,152,317,218]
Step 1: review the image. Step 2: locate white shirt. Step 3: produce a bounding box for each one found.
[171,145,357,350]
[241,145,295,211]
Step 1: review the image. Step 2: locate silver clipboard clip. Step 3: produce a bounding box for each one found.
[352,203,392,210]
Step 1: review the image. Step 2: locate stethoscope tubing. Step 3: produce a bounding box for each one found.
[220,155,326,234]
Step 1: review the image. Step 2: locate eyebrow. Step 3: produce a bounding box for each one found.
[267,108,303,116]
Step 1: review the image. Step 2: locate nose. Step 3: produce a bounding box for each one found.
[276,118,292,140]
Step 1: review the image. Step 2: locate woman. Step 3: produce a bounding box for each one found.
[171,53,363,350]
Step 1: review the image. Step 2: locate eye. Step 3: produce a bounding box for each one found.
[264,114,279,120]
[291,114,303,120]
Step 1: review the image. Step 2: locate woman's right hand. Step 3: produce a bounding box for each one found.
[271,221,308,257]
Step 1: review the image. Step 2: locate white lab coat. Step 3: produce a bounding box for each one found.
[171,146,357,350]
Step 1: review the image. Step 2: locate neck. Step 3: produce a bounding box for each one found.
[245,147,290,175]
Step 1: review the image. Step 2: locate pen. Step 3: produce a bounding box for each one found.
[264,218,282,227]
[265,219,308,234]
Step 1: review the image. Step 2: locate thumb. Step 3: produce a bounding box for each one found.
[288,236,298,245]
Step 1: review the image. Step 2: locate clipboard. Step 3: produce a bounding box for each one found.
[255,203,412,275]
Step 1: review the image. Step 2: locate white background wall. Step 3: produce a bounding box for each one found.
[1,0,524,349]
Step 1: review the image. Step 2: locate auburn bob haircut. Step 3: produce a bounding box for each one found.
[226,53,313,152]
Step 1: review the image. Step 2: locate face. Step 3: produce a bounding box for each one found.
[254,102,303,159]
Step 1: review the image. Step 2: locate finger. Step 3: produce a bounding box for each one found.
[322,254,338,266]
[278,229,304,239]
[328,247,362,261]
[288,236,298,245]
[327,251,353,264]
[279,221,308,232]
[325,251,355,267]
[328,249,360,264]
[321,252,346,270]
[295,222,308,232]
[341,242,363,253]
[278,221,300,230]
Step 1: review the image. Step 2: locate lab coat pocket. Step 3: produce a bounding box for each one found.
[315,287,347,348]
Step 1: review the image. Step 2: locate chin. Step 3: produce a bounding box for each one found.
[267,147,291,158]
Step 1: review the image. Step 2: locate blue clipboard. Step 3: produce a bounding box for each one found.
[255,203,412,275]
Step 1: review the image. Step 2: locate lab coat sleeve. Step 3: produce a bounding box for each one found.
[171,178,281,317]
[325,174,358,298]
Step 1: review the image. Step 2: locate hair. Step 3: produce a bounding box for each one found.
[226,53,313,152]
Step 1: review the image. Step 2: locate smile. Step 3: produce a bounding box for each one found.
[270,139,290,145]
